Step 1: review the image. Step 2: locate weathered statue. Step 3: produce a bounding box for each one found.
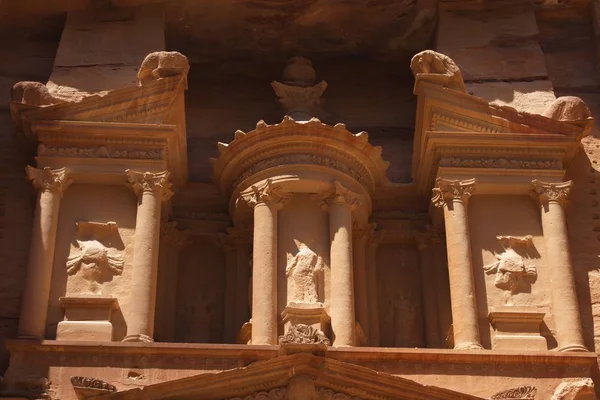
[286,242,324,304]
[66,239,124,280]
[138,51,190,87]
[410,50,467,93]
[11,81,60,107]
[542,96,592,122]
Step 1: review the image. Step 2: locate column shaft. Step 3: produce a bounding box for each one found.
[328,183,359,347]
[124,170,172,342]
[234,240,251,333]
[18,167,70,339]
[251,201,278,345]
[416,237,441,348]
[432,178,482,350]
[222,239,237,343]
[533,180,586,352]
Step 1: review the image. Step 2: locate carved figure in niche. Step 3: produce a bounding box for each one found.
[66,221,124,293]
[410,50,467,93]
[384,290,418,347]
[286,240,324,304]
[483,235,537,298]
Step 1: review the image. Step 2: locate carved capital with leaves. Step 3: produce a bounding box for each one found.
[26,166,72,196]
[325,181,364,209]
[431,178,476,208]
[240,179,291,208]
[125,170,173,201]
[532,180,571,206]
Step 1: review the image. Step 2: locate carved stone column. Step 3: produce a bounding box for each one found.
[228,226,251,335]
[155,222,190,342]
[366,227,383,346]
[18,166,71,339]
[353,223,372,345]
[414,228,442,348]
[432,178,482,350]
[241,180,289,345]
[123,170,173,342]
[532,180,586,352]
[327,182,361,347]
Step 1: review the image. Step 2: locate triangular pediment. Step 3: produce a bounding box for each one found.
[411,81,592,198]
[11,75,186,143]
[96,353,484,400]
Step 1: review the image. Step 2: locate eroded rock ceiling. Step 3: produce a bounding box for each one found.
[0,0,437,62]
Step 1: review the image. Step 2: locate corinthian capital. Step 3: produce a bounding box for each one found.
[125,170,173,201]
[325,181,364,208]
[240,179,290,208]
[26,166,71,195]
[532,180,571,205]
[431,178,476,208]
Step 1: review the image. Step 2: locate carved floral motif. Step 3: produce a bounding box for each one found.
[278,323,330,346]
[439,157,561,170]
[240,179,291,208]
[26,166,71,194]
[431,177,476,208]
[70,376,116,392]
[126,170,173,201]
[483,236,537,295]
[532,180,572,205]
[491,385,537,399]
[228,387,363,400]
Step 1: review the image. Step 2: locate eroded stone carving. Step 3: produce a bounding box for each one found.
[227,383,363,400]
[138,51,190,87]
[240,179,291,208]
[410,50,467,93]
[37,144,163,160]
[278,323,330,346]
[271,57,327,121]
[551,379,595,400]
[542,96,592,122]
[26,166,72,195]
[286,241,324,304]
[70,376,116,392]
[483,235,537,295]
[491,385,537,399]
[317,388,363,400]
[11,81,60,106]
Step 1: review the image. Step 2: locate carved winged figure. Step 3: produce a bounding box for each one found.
[483,236,537,294]
[286,243,324,304]
[66,240,124,278]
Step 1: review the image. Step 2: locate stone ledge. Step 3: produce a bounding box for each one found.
[4,339,597,366]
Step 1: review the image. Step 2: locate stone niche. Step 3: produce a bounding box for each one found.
[212,117,391,347]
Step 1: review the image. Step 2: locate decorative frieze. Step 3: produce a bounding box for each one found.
[490,385,537,399]
[38,144,163,160]
[439,157,561,170]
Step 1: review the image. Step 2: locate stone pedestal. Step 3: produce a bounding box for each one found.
[489,307,546,351]
[57,296,119,341]
[281,303,329,337]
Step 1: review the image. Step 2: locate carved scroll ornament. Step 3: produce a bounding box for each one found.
[491,385,537,399]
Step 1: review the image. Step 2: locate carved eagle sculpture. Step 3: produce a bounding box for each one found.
[66,240,124,276]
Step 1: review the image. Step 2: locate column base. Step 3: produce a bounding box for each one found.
[122,334,154,343]
[454,342,484,350]
[558,344,588,352]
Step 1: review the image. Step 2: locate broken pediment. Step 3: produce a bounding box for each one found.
[95,353,484,400]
